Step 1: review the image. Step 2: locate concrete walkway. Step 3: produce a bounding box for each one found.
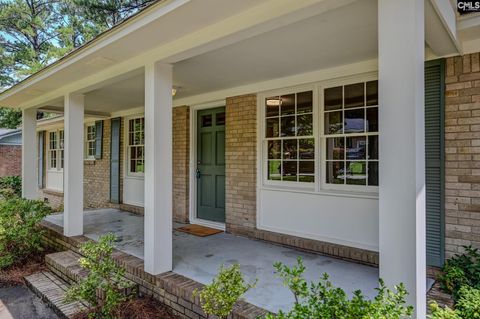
[0,285,60,319]
[46,209,379,312]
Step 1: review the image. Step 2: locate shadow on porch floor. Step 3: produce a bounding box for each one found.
[45,208,379,312]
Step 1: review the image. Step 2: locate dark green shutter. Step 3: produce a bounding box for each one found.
[37,131,45,188]
[425,59,445,267]
[110,118,121,203]
[95,120,103,159]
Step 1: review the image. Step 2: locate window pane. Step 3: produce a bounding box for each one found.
[201,114,212,127]
[346,161,366,185]
[129,119,134,131]
[281,116,296,137]
[283,161,297,181]
[136,160,144,173]
[344,108,365,133]
[268,140,281,159]
[297,91,313,114]
[130,147,137,160]
[368,162,379,186]
[268,160,281,180]
[280,94,295,116]
[131,160,137,172]
[326,137,344,160]
[129,132,134,145]
[344,82,364,108]
[366,80,378,106]
[324,111,343,135]
[368,135,379,160]
[326,161,344,184]
[366,107,378,132]
[266,97,280,117]
[266,118,279,138]
[299,175,315,183]
[283,139,297,159]
[346,136,366,160]
[324,86,342,111]
[216,112,226,126]
[299,139,314,159]
[297,114,313,136]
[299,161,314,174]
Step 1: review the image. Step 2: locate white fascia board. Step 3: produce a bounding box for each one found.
[15,0,354,110]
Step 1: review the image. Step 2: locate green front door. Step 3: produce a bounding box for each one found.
[196,107,226,223]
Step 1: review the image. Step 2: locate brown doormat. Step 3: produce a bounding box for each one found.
[176,224,223,237]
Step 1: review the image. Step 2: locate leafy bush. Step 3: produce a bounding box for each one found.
[0,197,51,268]
[439,246,480,298]
[194,264,256,319]
[0,176,21,199]
[429,286,480,319]
[66,234,135,319]
[265,257,413,319]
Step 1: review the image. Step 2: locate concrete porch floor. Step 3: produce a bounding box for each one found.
[45,209,380,312]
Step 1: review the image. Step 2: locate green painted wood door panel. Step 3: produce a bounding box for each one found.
[197,107,226,222]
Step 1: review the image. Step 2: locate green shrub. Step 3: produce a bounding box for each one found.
[0,176,21,199]
[0,197,51,268]
[194,264,256,319]
[429,286,480,319]
[265,257,413,319]
[66,234,134,319]
[439,246,480,298]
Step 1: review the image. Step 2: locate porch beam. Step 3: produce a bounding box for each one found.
[21,108,38,199]
[378,0,426,318]
[63,93,84,237]
[144,62,173,274]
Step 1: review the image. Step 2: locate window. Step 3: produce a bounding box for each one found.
[48,130,64,170]
[323,80,378,187]
[86,124,96,159]
[128,117,145,174]
[265,91,315,183]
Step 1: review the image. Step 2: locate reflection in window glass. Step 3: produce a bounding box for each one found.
[265,90,314,183]
[216,112,226,126]
[324,81,379,187]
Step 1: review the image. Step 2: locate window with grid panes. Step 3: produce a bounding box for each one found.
[323,81,378,187]
[128,117,145,174]
[265,91,315,183]
[86,124,96,159]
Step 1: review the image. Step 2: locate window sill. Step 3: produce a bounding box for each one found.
[260,185,379,200]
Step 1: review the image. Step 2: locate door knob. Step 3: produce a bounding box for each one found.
[196,169,201,179]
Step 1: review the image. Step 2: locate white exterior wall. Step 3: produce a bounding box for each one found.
[258,190,378,251]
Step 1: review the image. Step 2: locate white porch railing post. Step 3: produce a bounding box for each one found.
[144,62,173,274]
[378,1,426,318]
[64,93,85,237]
[22,108,38,199]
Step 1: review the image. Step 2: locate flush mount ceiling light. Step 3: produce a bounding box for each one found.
[172,86,181,96]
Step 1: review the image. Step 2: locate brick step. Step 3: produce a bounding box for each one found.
[45,250,138,297]
[24,271,87,319]
[45,251,88,285]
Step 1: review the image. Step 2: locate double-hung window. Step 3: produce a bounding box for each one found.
[85,124,96,159]
[48,129,64,170]
[265,90,315,184]
[127,117,145,175]
[323,80,379,189]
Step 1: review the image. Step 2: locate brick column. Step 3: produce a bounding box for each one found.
[173,106,190,223]
[225,94,257,236]
[445,52,480,258]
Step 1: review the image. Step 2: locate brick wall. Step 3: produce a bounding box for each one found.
[0,145,21,177]
[173,106,190,223]
[445,52,480,258]
[225,94,258,236]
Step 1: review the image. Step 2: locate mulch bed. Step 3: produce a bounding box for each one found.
[0,254,47,288]
[72,297,180,319]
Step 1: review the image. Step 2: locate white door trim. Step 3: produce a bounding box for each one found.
[188,100,226,231]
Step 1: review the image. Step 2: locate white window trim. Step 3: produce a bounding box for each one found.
[84,123,96,160]
[124,114,145,178]
[47,129,64,172]
[257,72,379,196]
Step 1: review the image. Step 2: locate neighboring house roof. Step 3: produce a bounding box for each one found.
[0,129,22,146]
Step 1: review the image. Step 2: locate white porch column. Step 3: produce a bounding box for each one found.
[63,93,84,237]
[378,1,426,318]
[144,62,173,274]
[21,108,38,199]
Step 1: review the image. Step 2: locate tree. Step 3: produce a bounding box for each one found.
[0,107,22,129]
